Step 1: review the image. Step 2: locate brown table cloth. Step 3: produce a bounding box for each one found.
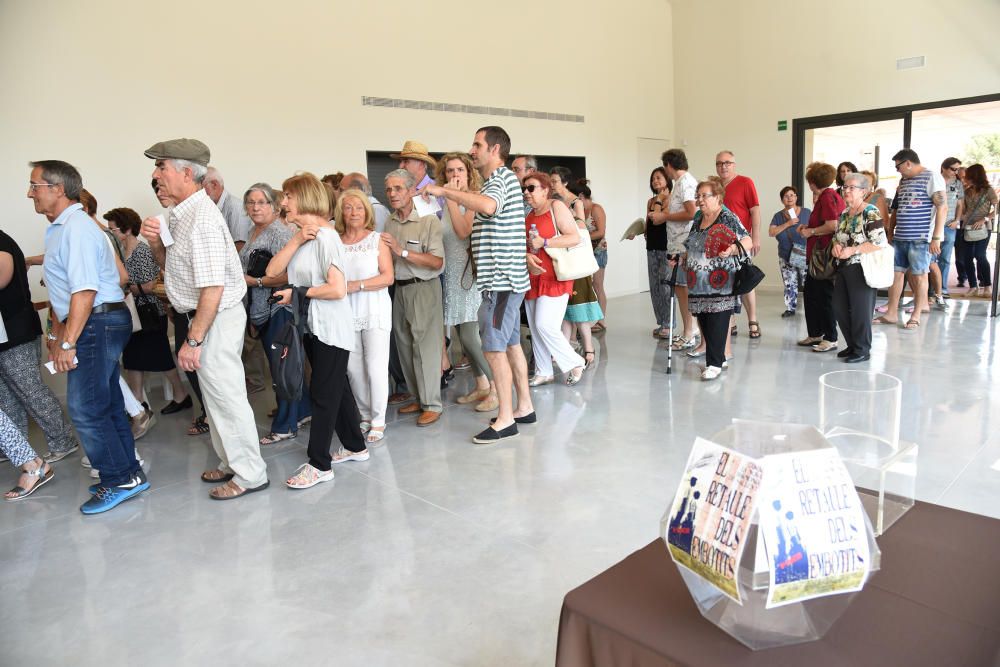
[557,502,1000,666]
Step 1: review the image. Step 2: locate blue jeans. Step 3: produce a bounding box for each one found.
[260,308,311,434]
[936,227,957,291]
[66,309,140,487]
[962,237,992,289]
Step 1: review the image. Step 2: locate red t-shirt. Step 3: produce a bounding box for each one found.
[722,175,759,232]
[806,188,845,258]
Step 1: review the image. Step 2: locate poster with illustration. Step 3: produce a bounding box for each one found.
[666,438,764,604]
[759,448,871,608]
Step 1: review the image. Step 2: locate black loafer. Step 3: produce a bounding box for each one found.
[161,395,193,414]
[845,354,871,364]
[781,310,796,318]
[472,423,518,444]
[836,348,855,359]
[490,411,537,425]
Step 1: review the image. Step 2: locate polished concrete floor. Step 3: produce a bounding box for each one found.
[2,290,998,666]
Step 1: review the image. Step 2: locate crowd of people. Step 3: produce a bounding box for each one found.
[2,128,995,511]
[1,126,615,513]
[632,147,996,378]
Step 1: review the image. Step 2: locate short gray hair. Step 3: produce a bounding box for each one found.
[342,173,372,195]
[172,159,208,184]
[513,154,537,170]
[845,172,869,190]
[384,168,415,189]
[205,165,223,186]
[244,182,279,209]
[29,160,83,200]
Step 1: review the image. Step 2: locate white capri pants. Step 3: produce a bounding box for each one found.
[346,328,391,428]
[525,294,585,377]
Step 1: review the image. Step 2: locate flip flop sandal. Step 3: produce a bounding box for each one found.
[730,325,738,336]
[584,350,596,369]
[188,416,209,436]
[748,322,761,339]
[201,470,235,483]
[4,465,54,501]
[366,427,385,444]
[872,316,897,325]
[904,320,921,330]
[259,431,296,446]
[209,479,270,500]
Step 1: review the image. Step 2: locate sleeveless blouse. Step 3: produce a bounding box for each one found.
[525,208,573,300]
[341,231,392,332]
[441,205,482,325]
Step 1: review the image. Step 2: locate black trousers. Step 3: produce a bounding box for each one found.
[954,234,968,284]
[171,308,205,416]
[804,276,837,341]
[304,335,365,471]
[832,264,875,356]
[696,309,733,369]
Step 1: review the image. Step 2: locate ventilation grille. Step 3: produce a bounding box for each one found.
[896,56,926,70]
[362,96,584,123]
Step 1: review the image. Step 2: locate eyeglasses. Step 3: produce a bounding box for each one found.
[842,185,863,191]
[894,161,907,171]
[949,166,961,172]
[28,182,55,191]
[715,161,735,167]
[521,184,538,193]
[694,193,717,200]
[246,201,271,208]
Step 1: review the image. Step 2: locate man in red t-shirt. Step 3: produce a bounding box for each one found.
[717,151,761,339]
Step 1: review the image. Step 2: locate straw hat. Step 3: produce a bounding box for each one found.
[389,140,437,169]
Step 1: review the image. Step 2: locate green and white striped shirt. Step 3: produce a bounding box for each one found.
[472,166,530,293]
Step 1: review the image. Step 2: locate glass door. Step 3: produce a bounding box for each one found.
[803,118,905,201]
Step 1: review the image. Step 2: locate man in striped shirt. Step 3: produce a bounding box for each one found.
[879,149,946,328]
[421,126,534,444]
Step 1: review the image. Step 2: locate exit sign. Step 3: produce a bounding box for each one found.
[777,120,788,131]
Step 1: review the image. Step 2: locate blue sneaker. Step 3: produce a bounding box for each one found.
[80,471,150,514]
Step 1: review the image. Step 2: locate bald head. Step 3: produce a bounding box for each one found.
[341,172,372,196]
[204,165,225,203]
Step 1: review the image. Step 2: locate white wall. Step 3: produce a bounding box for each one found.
[0,0,675,302]
[671,0,1000,289]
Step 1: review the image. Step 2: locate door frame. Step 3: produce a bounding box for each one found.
[791,92,1000,186]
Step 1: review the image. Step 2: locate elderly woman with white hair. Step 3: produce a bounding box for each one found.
[831,172,889,364]
[239,182,310,444]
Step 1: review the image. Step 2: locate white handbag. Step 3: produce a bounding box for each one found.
[860,245,894,289]
[123,293,141,333]
[543,211,599,281]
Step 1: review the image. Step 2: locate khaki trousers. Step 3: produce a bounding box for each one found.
[392,280,444,412]
[198,305,268,488]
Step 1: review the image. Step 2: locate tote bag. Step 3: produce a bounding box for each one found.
[543,210,599,281]
[860,245,894,289]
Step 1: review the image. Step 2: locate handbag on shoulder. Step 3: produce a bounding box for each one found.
[808,240,836,280]
[246,248,274,278]
[543,211,599,281]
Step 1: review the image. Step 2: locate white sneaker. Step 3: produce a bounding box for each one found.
[934,294,947,310]
[81,455,91,469]
[331,447,370,464]
[701,366,723,381]
[812,340,838,353]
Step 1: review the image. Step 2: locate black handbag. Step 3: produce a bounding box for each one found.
[134,284,165,332]
[731,243,765,296]
[246,248,273,278]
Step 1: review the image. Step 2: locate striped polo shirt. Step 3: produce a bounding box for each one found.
[472,166,530,293]
[892,168,943,241]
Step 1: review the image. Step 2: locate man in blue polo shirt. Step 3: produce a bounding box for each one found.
[30,160,148,514]
[876,149,946,329]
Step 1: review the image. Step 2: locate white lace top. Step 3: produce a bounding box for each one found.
[341,230,392,332]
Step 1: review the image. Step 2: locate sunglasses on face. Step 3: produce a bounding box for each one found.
[522,184,538,193]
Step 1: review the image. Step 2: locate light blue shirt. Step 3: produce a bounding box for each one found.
[43,203,123,321]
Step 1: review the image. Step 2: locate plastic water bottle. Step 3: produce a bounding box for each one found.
[528,223,539,254]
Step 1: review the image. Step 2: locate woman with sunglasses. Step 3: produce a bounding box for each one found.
[522,173,587,386]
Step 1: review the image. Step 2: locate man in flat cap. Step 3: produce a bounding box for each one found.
[140,138,269,500]
[29,159,147,514]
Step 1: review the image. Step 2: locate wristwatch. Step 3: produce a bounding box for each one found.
[47,332,57,342]
[401,249,409,259]
[60,341,76,351]
[186,338,203,348]
[256,277,264,288]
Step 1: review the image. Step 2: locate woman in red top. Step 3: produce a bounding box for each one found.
[797,162,845,352]
[523,173,587,386]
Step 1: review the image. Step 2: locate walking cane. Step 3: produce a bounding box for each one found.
[663,256,680,374]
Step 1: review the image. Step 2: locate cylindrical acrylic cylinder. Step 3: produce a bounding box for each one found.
[819,370,901,463]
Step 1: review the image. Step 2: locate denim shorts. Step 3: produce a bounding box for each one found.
[594,248,608,269]
[893,239,932,275]
[478,290,525,352]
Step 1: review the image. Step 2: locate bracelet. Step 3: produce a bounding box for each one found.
[931,236,943,241]
[543,238,548,248]
[256,277,263,288]
[360,281,365,292]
